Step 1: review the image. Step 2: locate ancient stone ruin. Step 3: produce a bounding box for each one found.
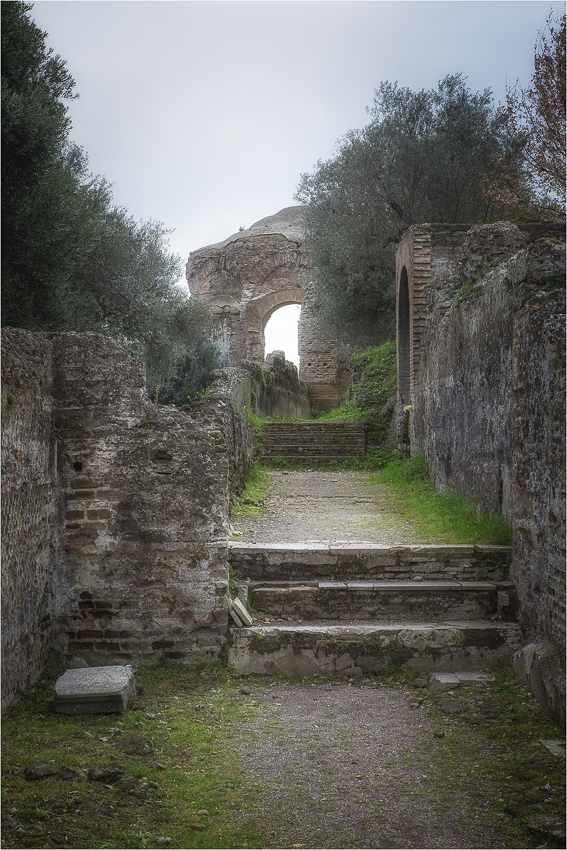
[1,215,565,726]
[396,221,566,722]
[185,206,350,410]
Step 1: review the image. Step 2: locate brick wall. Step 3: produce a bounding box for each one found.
[1,330,256,708]
[1,330,59,709]
[396,223,566,655]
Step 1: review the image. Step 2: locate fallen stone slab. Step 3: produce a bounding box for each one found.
[25,760,60,780]
[527,814,566,841]
[231,597,253,626]
[88,763,125,783]
[540,739,566,757]
[54,665,136,714]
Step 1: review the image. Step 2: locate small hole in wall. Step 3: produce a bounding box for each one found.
[73,461,83,472]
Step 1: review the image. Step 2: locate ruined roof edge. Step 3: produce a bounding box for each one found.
[189,206,307,255]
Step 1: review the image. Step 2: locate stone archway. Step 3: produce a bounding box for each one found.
[241,287,303,363]
[397,266,411,406]
[395,225,432,441]
[186,207,350,409]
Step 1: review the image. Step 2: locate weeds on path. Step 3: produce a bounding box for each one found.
[2,660,564,849]
[369,454,512,545]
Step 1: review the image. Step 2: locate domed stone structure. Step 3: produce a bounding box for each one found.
[186,206,350,410]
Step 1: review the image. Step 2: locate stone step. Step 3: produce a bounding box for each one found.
[259,452,365,462]
[229,543,511,583]
[259,440,366,450]
[258,432,366,442]
[227,620,523,677]
[249,580,516,623]
[256,421,367,461]
[258,423,366,432]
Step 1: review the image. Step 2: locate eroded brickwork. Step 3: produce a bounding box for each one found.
[396,223,566,669]
[1,330,59,709]
[186,207,350,410]
[1,330,255,708]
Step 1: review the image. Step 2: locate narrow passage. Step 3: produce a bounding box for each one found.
[233,470,436,545]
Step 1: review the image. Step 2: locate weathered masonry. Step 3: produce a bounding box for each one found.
[1,329,258,710]
[186,206,350,410]
[396,221,566,722]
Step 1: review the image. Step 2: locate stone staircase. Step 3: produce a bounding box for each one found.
[256,421,366,463]
[227,543,523,676]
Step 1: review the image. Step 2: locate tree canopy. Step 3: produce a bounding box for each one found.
[295,74,530,343]
[1,2,224,398]
[506,12,566,208]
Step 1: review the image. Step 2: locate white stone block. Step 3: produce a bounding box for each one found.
[55,666,136,714]
[231,597,253,626]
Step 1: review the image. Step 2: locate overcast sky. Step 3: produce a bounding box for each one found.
[30,0,565,364]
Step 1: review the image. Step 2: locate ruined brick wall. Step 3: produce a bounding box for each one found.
[186,207,350,410]
[298,293,352,411]
[396,223,566,655]
[1,330,60,709]
[2,330,256,708]
[237,353,311,419]
[511,287,566,647]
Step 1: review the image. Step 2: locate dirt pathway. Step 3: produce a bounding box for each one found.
[228,470,563,850]
[233,677,528,850]
[233,470,436,545]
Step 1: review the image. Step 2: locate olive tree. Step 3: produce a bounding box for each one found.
[295,74,526,343]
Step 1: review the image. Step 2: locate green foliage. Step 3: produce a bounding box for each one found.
[158,337,228,405]
[370,454,513,545]
[1,1,111,330]
[1,2,224,399]
[453,281,476,306]
[314,340,397,448]
[540,272,566,292]
[295,74,526,343]
[230,462,271,525]
[312,401,369,423]
[1,659,265,849]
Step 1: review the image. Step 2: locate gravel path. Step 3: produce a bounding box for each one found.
[234,679,513,850]
[229,471,525,849]
[233,470,436,545]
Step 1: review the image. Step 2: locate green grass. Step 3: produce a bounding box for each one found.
[230,461,271,524]
[313,340,397,435]
[311,401,369,423]
[369,453,512,545]
[1,658,264,850]
[3,659,564,850]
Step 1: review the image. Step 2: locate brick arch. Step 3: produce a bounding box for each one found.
[397,266,411,405]
[395,225,432,443]
[241,287,304,363]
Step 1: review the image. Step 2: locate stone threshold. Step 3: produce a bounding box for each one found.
[250,580,511,591]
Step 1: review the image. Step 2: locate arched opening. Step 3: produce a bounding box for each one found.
[398,266,411,405]
[263,304,301,368]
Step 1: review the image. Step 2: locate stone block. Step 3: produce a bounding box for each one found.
[231,597,253,626]
[54,665,136,714]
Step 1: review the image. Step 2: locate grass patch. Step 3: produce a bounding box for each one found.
[230,462,271,525]
[311,401,369,423]
[423,667,565,848]
[312,340,397,440]
[1,659,264,850]
[369,454,512,545]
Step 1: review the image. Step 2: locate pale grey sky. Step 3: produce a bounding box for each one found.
[29,0,564,364]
